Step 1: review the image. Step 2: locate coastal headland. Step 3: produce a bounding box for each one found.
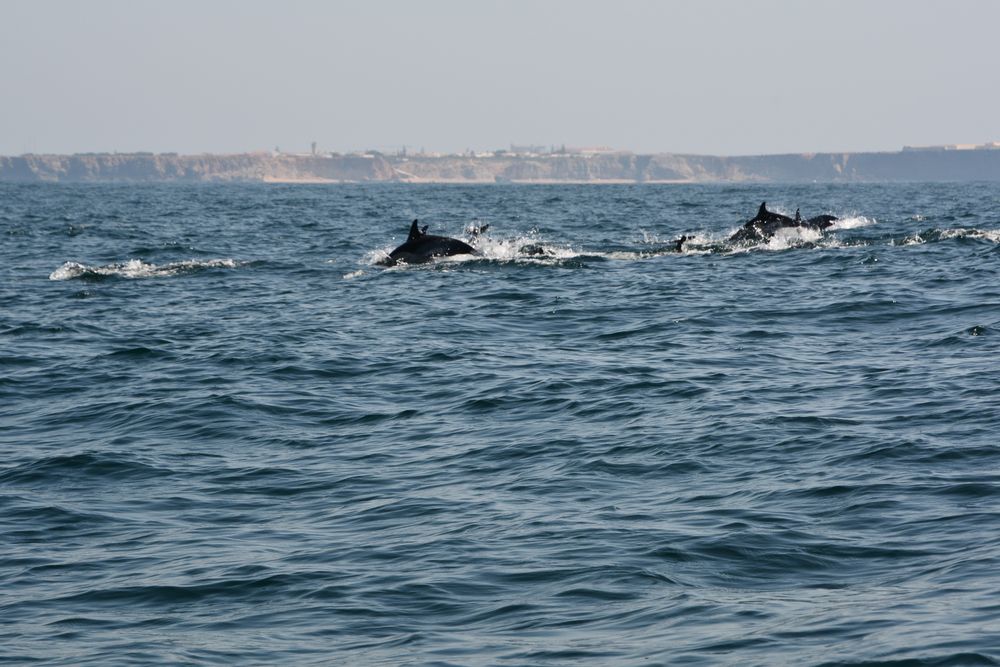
[3,145,1000,183]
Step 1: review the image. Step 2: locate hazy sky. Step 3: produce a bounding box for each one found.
[2,0,998,156]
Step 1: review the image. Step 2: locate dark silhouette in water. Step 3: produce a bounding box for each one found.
[384,220,477,266]
[728,202,838,244]
[519,243,554,257]
[674,235,689,252]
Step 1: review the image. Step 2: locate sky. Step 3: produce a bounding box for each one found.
[1,0,998,156]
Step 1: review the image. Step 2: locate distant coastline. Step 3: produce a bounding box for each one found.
[3,145,1000,183]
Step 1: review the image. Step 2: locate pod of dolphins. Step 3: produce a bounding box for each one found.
[382,202,838,265]
[726,202,839,245]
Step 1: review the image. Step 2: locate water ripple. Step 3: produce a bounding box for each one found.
[3,182,1000,665]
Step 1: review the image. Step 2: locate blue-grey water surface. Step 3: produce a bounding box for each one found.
[2,182,1000,665]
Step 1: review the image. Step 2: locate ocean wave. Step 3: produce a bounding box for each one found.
[0,452,171,486]
[49,258,243,281]
[828,214,877,230]
[7,182,1000,666]
[895,227,1000,246]
[939,227,1000,243]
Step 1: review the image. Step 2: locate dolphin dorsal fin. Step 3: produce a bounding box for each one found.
[407,219,423,242]
[758,202,768,217]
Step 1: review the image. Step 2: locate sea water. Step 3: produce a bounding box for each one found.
[2,182,999,665]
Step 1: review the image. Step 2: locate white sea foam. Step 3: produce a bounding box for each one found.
[673,232,718,255]
[49,258,240,281]
[633,230,714,256]
[765,225,824,249]
[940,228,1000,243]
[365,247,396,266]
[709,226,817,254]
[829,215,876,230]
[474,233,580,261]
[892,227,1000,247]
[938,228,970,241]
[898,234,925,246]
[49,261,91,281]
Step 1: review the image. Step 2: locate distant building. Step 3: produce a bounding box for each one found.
[510,143,548,155]
[903,142,1000,152]
[566,146,626,156]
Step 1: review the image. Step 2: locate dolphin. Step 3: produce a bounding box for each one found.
[728,202,838,244]
[384,220,477,266]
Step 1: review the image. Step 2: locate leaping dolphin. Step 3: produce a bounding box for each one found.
[728,202,838,244]
[383,220,477,266]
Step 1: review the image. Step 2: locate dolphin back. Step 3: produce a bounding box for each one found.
[386,222,477,265]
[728,203,838,244]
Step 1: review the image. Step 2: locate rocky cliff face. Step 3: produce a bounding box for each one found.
[394,154,663,182]
[390,150,1000,183]
[0,153,396,183]
[2,149,999,183]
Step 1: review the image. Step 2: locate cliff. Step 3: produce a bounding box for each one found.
[390,151,1000,183]
[0,152,395,183]
[2,149,999,183]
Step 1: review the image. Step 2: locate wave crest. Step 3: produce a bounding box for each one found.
[49,258,242,281]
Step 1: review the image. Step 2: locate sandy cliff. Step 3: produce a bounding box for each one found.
[2,149,999,183]
[0,153,395,183]
[389,150,1000,183]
